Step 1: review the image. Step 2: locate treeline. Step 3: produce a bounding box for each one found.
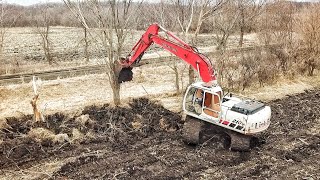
[0,1,313,30]
[0,3,75,27]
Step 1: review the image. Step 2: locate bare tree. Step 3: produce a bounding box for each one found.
[83,26,90,62]
[64,0,141,105]
[191,0,225,44]
[34,4,55,65]
[297,4,320,76]
[151,0,183,93]
[31,76,45,123]
[172,0,196,85]
[258,0,296,73]
[173,0,225,84]
[205,2,240,85]
[0,1,19,63]
[211,1,240,50]
[191,0,225,85]
[0,1,7,62]
[237,0,265,47]
[63,1,90,62]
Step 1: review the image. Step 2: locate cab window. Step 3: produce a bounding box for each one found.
[184,87,203,115]
[203,92,221,118]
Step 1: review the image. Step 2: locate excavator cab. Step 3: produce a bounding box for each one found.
[183,83,222,121]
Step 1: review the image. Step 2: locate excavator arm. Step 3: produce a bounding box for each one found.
[119,23,216,83]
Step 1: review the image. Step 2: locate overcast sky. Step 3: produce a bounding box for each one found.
[5,0,61,6]
[3,0,320,6]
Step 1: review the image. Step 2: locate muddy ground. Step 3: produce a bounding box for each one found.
[0,90,319,179]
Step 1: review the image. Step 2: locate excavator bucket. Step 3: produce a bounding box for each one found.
[118,67,133,83]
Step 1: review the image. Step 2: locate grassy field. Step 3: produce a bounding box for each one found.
[0,26,258,75]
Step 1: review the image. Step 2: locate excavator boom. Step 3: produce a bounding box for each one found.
[119,23,216,83]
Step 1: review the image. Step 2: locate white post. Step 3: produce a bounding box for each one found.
[32,76,38,95]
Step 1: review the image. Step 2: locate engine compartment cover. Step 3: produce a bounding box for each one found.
[231,100,265,115]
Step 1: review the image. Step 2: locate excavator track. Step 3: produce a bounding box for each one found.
[182,116,252,151]
[182,115,203,145]
[185,119,252,151]
[227,131,251,151]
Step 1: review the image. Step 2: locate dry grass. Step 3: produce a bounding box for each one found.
[0,119,11,130]
[132,114,143,130]
[28,128,56,142]
[53,134,70,144]
[74,114,95,126]
[85,130,96,140]
[71,128,85,144]
[237,73,320,101]
[28,128,70,144]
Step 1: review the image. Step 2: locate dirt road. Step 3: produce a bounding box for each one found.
[0,89,319,179]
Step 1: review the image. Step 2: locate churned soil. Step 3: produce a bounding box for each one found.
[0,90,319,179]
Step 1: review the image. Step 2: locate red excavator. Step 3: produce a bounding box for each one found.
[119,24,271,150]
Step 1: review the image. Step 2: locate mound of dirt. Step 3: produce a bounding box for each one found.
[0,98,183,170]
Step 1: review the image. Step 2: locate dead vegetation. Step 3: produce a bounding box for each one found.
[0,98,183,170]
[0,92,319,179]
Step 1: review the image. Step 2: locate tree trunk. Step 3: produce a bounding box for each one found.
[109,65,121,105]
[42,40,52,65]
[0,33,4,63]
[109,54,121,106]
[44,46,53,65]
[239,5,245,47]
[173,62,180,94]
[239,26,244,47]
[188,65,194,85]
[40,25,53,65]
[111,79,121,106]
[84,27,89,63]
